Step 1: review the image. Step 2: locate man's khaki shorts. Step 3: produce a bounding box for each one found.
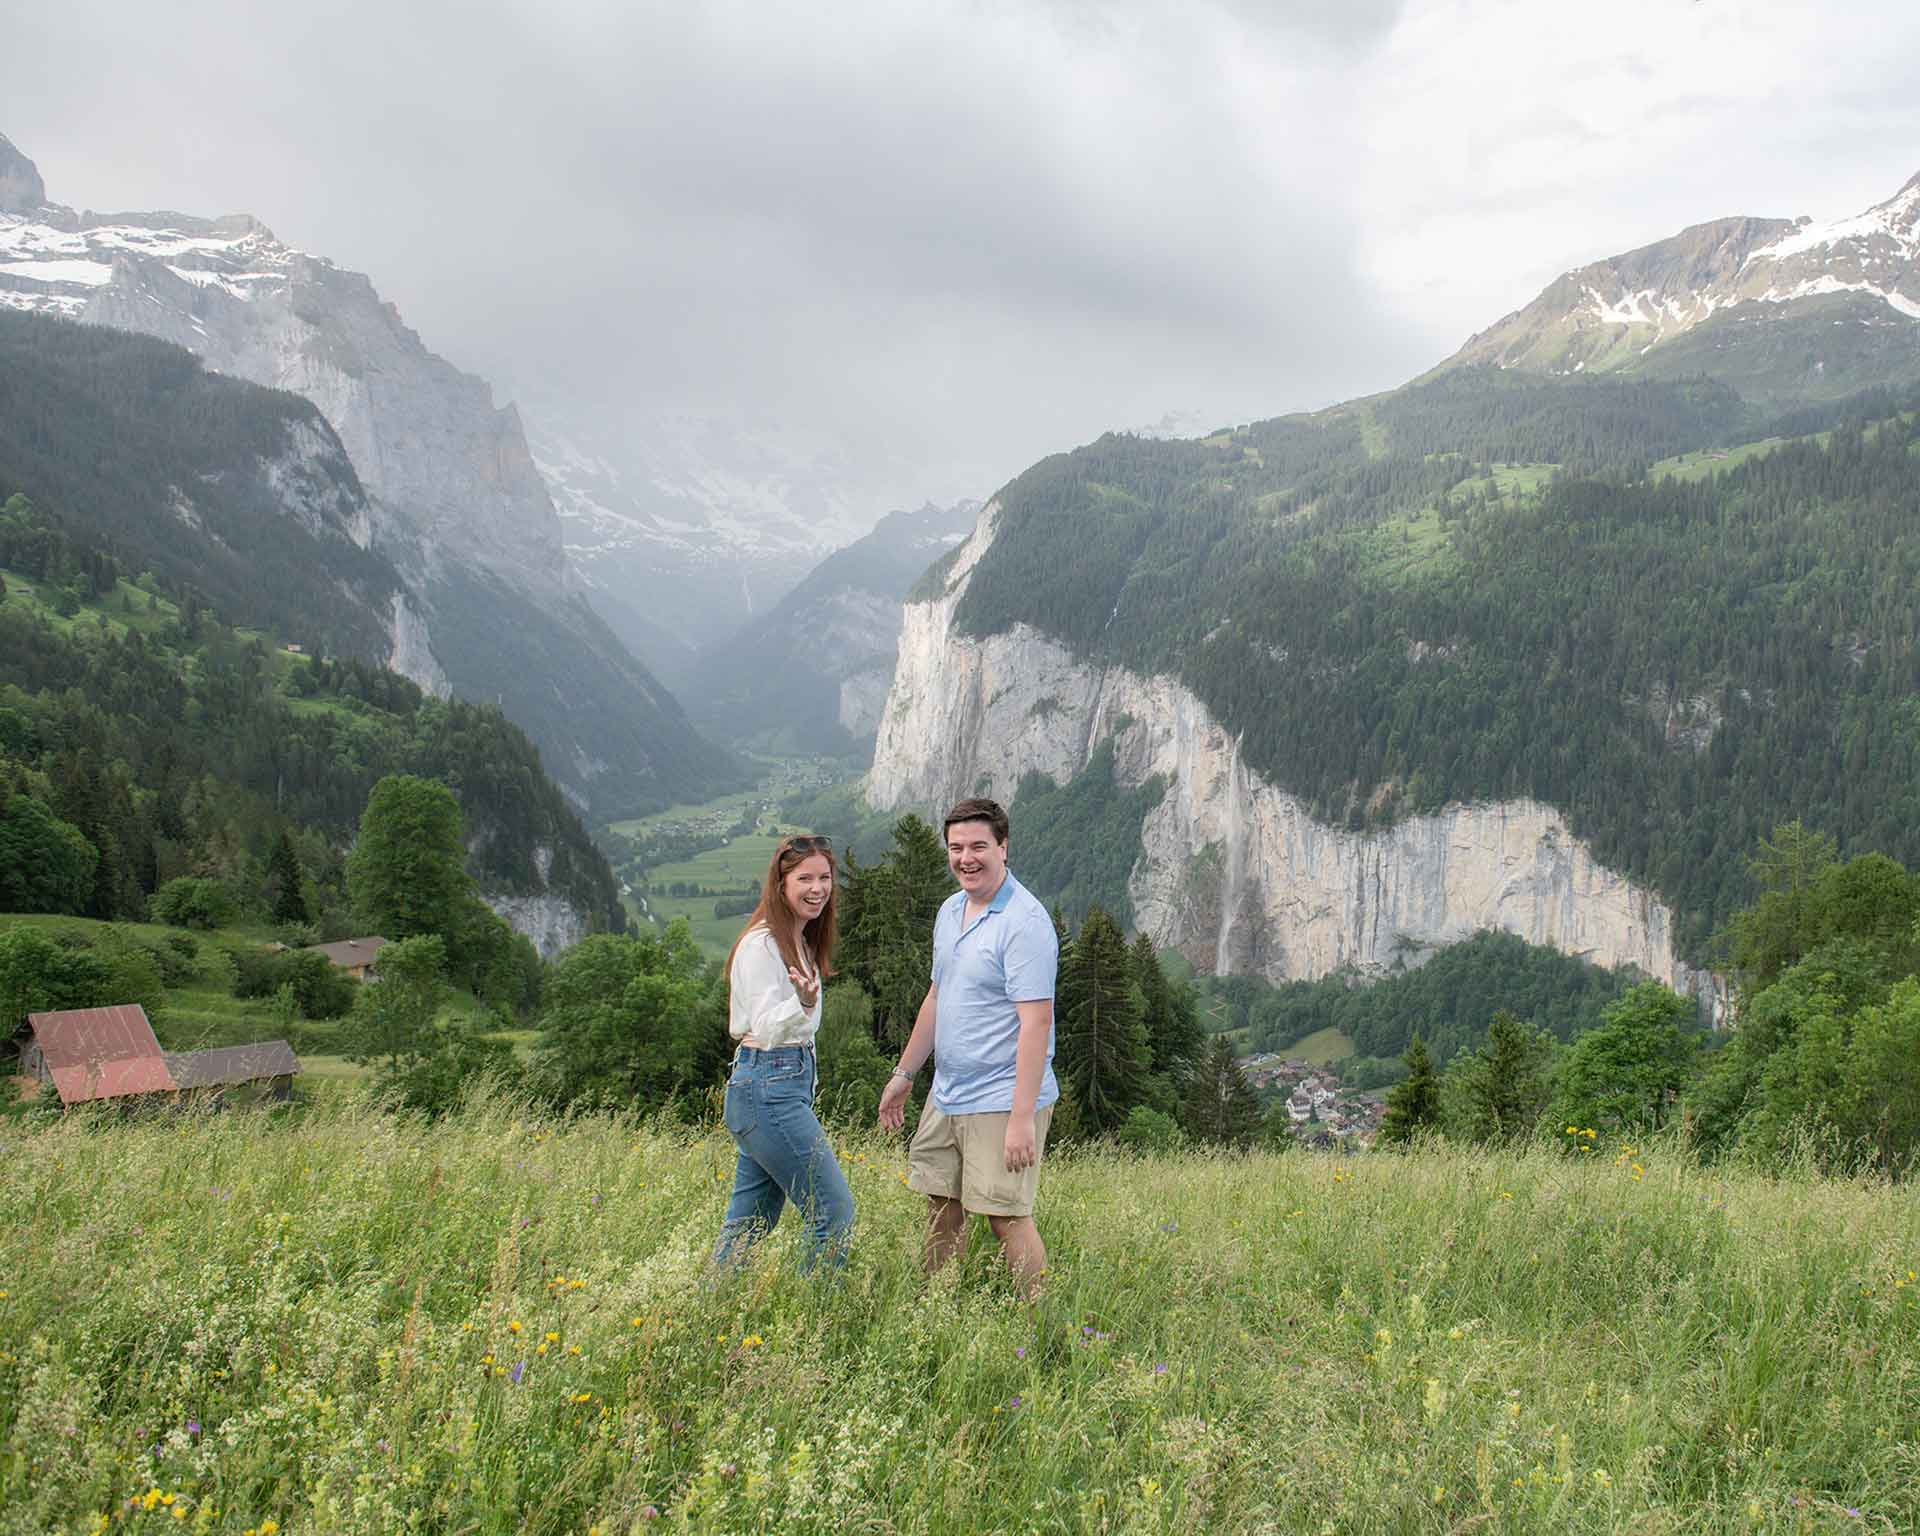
[907,1103,1053,1217]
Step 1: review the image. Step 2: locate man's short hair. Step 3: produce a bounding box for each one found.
[943,797,1009,845]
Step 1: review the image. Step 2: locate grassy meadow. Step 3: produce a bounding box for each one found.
[630,834,796,959]
[2,1093,1915,1535]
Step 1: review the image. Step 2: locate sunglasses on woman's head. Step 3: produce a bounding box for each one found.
[785,835,833,853]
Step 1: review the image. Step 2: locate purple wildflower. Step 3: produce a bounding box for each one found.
[1153,1363,1167,1375]
[1014,1347,1025,1359]
[640,1508,660,1522]
[1082,1326,1095,1337]
[509,1360,525,1385]
[186,1420,200,1436]
[1009,1396,1021,1409]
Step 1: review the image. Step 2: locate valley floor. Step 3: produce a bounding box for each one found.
[2,1095,1913,1534]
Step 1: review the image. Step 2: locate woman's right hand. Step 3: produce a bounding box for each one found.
[788,965,819,1010]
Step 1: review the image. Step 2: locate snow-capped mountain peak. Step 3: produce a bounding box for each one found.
[1445,168,1920,389]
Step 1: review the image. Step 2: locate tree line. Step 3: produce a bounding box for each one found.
[1378,822,1920,1174]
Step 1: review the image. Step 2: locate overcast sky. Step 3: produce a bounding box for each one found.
[7,0,1920,511]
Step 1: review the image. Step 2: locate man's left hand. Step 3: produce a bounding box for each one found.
[1004,1112,1038,1173]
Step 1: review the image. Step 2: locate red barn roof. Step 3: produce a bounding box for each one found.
[26,1006,177,1104]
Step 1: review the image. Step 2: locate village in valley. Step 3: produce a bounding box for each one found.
[1240,1052,1388,1147]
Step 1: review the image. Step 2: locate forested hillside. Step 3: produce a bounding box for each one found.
[0,309,743,819]
[0,310,398,662]
[951,370,1920,951]
[0,495,622,931]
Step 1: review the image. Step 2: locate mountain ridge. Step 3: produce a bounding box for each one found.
[0,131,737,819]
[1443,168,1920,396]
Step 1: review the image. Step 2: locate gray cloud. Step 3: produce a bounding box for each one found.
[6,0,1915,516]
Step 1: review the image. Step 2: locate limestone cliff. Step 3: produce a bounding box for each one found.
[870,506,1715,1002]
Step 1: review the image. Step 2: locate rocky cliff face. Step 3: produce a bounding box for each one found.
[871,506,1714,1001]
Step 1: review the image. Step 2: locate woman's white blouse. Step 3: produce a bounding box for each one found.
[728,925,822,1048]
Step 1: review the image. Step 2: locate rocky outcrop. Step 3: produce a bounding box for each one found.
[483,893,590,960]
[870,505,1715,1002]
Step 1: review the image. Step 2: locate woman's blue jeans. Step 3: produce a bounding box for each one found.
[711,1045,855,1273]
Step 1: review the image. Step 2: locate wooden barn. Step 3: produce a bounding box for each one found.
[301,936,388,980]
[18,1006,301,1108]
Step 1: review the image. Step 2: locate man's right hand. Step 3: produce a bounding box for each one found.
[878,1074,911,1131]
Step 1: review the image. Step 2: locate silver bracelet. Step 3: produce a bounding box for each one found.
[890,1066,914,1082]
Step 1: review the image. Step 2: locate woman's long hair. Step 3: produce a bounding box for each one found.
[724,836,838,1001]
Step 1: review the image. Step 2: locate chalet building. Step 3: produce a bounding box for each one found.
[18,1006,301,1108]
[301,936,387,980]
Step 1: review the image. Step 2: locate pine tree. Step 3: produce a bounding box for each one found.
[1450,1009,1555,1142]
[1055,906,1151,1135]
[1180,1031,1263,1146]
[1132,932,1202,1075]
[266,830,309,925]
[835,815,952,1046]
[1379,1035,1442,1145]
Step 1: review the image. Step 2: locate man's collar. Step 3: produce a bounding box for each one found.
[987,873,1016,912]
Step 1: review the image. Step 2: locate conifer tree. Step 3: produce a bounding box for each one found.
[1378,1035,1442,1145]
[1055,905,1151,1135]
[266,830,309,925]
[1180,1031,1263,1146]
[1132,932,1203,1074]
[1450,1009,1554,1142]
[835,815,952,1046]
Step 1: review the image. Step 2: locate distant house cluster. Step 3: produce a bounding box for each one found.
[1240,1052,1387,1145]
[16,1005,301,1108]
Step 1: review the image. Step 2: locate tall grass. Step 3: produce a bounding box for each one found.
[2,1092,1914,1534]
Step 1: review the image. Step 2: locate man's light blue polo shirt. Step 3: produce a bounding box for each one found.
[929,871,1059,1115]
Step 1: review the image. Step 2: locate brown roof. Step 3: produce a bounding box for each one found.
[26,1006,177,1104]
[166,1041,302,1089]
[301,936,388,968]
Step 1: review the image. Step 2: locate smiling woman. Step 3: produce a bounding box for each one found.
[708,834,855,1274]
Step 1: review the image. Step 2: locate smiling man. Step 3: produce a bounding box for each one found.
[878,798,1060,1296]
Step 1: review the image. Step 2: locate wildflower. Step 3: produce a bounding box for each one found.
[510,1361,525,1385]
[631,1317,646,1328]
[716,1333,729,1345]
[1447,1327,1463,1341]
[537,1342,550,1356]
[1433,1486,1447,1505]
[172,1508,187,1522]
[719,1464,737,1480]
[186,1420,200,1435]
[640,1509,660,1522]
[1009,1396,1021,1409]
[1498,1191,1513,1200]
[508,1321,524,1335]
[741,1335,763,1349]
[260,1522,280,1535]
[569,1344,583,1356]
[1014,1347,1025,1359]
[546,1331,560,1343]
[1593,1469,1612,1489]
[572,1392,593,1403]
[1374,1328,1392,1346]
[1153,1363,1167,1376]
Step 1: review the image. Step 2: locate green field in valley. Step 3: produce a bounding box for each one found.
[631,830,804,957]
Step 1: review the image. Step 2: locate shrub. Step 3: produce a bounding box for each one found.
[149,876,236,931]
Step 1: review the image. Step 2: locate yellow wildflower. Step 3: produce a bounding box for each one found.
[508,1321,524,1335]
